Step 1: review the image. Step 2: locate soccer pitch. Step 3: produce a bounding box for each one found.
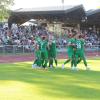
[0,59,100,100]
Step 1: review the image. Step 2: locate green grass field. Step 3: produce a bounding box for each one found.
[0,59,100,100]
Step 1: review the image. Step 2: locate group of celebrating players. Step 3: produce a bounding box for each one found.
[32,33,57,69]
[62,31,90,70]
[32,30,90,71]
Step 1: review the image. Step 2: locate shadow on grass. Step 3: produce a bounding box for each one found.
[0,63,100,99]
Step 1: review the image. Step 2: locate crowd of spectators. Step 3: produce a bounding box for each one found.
[57,29,100,48]
[0,23,99,49]
[84,29,100,47]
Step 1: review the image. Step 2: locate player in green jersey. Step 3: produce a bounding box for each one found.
[70,33,78,70]
[75,34,90,70]
[35,35,42,49]
[40,35,48,68]
[48,35,57,68]
[32,44,41,68]
[62,33,77,70]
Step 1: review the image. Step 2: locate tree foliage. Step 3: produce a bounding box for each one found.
[0,0,14,21]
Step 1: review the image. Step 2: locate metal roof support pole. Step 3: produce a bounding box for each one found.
[93,25,96,32]
[77,24,80,34]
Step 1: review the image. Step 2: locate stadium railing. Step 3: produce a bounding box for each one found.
[0,45,100,56]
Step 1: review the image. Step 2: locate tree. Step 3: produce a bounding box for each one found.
[0,0,14,21]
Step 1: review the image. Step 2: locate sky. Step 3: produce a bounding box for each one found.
[11,0,100,11]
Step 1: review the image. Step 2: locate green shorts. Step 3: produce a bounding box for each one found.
[76,51,85,59]
[67,50,74,59]
[41,51,48,59]
[48,50,57,58]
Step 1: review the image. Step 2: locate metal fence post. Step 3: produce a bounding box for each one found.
[3,45,5,54]
[96,45,99,56]
[13,45,16,55]
[23,45,25,54]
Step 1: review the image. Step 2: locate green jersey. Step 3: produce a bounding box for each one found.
[75,39,85,58]
[51,40,56,52]
[35,36,41,45]
[76,39,82,51]
[67,38,76,58]
[35,50,41,59]
[67,38,73,51]
[76,39,85,51]
[41,40,48,52]
[67,38,76,51]
[48,40,57,58]
[81,39,85,52]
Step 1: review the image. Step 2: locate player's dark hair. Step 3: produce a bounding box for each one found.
[42,36,46,40]
[79,35,82,38]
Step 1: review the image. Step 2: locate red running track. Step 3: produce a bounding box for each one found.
[0,52,100,63]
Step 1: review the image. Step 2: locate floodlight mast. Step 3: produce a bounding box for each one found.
[62,0,64,10]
